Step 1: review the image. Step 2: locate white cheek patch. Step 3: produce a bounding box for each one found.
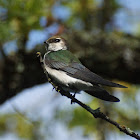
[48,41,67,51]
[48,43,61,51]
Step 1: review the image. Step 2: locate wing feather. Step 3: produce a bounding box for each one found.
[44,54,126,88]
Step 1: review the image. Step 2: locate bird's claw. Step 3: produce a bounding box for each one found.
[52,87,55,91]
[57,89,60,92]
[73,93,76,98]
[55,86,60,92]
[50,81,60,92]
[71,93,76,104]
[52,86,60,92]
[71,99,75,104]
[54,86,58,91]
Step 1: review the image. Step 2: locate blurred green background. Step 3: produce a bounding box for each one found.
[0,0,140,140]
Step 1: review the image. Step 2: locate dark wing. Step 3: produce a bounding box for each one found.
[67,63,127,88]
[45,56,126,88]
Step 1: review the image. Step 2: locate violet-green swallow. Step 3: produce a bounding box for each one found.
[43,36,127,102]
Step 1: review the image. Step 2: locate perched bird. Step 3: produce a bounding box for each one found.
[43,36,127,102]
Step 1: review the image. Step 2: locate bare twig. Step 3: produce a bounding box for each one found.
[37,52,140,140]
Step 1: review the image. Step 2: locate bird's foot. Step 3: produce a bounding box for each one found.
[56,87,61,93]
[73,93,76,98]
[53,85,60,92]
[47,77,61,92]
[71,93,76,104]
[51,82,56,89]
[52,87,55,91]
[50,82,60,92]
[47,77,55,91]
[52,86,60,92]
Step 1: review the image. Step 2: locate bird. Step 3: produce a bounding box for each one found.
[43,36,127,102]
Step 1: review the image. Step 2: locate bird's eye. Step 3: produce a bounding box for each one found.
[55,39,60,43]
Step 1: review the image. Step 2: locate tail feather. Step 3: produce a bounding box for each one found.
[97,79,127,88]
[85,90,120,102]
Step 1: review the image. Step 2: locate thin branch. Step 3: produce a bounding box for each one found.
[37,52,140,140]
[59,90,140,140]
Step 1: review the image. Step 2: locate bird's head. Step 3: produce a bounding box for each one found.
[44,36,68,52]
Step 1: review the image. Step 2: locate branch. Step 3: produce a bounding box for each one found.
[58,89,140,140]
[37,52,140,140]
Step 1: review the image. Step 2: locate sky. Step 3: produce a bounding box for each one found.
[0,83,94,140]
[0,0,140,140]
[115,0,140,34]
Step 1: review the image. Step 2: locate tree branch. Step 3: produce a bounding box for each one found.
[37,52,140,140]
[59,89,140,140]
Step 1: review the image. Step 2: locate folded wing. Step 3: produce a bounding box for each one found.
[45,56,126,88]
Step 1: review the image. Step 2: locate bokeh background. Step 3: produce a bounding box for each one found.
[0,0,140,140]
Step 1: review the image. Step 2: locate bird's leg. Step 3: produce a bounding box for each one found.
[49,81,59,92]
[52,85,59,92]
[71,92,76,104]
[73,92,76,98]
[49,80,60,92]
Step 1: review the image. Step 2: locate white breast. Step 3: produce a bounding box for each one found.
[44,65,93,91]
